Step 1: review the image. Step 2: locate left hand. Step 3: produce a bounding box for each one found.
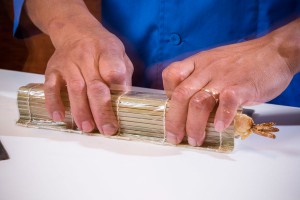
[162,30,296,146]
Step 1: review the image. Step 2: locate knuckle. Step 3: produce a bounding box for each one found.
[87,80,110,97]
[44,80,56,95]
[219,88,240,112]
[68,79,86,95]
[77,50,92,63]
[105,69,126,83]
[220,88,238,103]
[44,72,60,95]
[171,87,192,103]
[163,62,185,82]
[162,68,173,82]
[165,119,185,135]
[190,93,212,111]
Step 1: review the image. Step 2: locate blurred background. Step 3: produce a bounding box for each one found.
[0,0,99,74]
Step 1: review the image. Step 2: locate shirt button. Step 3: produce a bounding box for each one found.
[169,33,182,45]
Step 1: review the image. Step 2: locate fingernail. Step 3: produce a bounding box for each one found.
[102,124,118,135]
[166,132,178,144]
[52,111,63,122]
[188,137,198,147]
[82,121,94,132]
[215,121,225,132]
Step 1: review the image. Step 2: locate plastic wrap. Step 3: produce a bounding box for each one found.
[17,83,237,153]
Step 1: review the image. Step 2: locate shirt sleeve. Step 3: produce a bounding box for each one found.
[13,0,25,36]
[13,0,41,38]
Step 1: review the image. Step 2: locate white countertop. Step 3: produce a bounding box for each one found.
[0,69,300,200]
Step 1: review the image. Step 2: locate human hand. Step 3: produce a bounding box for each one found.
[162,23,299,146]
[44,21,133,135]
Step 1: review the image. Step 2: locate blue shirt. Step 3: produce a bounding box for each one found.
[14,0,300,107]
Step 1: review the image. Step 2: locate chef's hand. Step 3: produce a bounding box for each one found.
[162,19,300,146]
[44,26,133,135]
[25,0,133,134]
[44,20,133,134]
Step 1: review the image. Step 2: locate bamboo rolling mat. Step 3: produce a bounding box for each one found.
[17,83,240,153]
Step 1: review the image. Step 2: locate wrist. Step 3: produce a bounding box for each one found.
[268,18,300,75]
[46,7,103,48]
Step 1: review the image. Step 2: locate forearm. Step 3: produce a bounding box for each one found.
[267,18,300,75]
[25,0,102,48]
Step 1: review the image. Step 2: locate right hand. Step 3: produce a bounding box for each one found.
[44,22,133,135]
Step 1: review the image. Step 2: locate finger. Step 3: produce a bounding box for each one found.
[162,60,195,98]
[44,70,65,122]
[87,78,119,136]
[87,79,119,136]
[99,49,128,90]
[165,72,210,145]
[110,54,133,91]
[80,50,126,135]
[214,86,248,132]
[65,64,95,132]
[186,89,216,146]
